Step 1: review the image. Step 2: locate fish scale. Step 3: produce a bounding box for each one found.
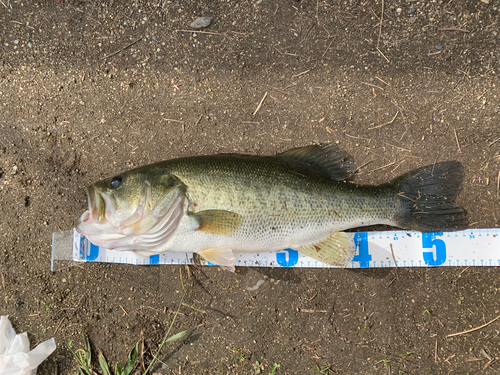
[176,163,393,249]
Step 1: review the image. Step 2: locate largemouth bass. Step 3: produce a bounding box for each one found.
[76,144,467,270]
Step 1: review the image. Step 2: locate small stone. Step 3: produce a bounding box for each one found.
[152,36,157,41]
[396,7,402,15]
[408,7,416,14]
[190,16,213,29]
[27,42,32,48]
[435,44,443,51]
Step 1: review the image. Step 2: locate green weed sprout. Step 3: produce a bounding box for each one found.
[315,365,333,374]
[68,294,194,375]
[268,363,280,375]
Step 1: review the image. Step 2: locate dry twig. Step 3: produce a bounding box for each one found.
[361,82,385,91]
[369,111,399,129]
[488,136,500,147]
[292,69,311,78]
[377,47,390,63]
[368,161,395,174]
[101,36,143,60]
[390,243,398,272]
[119,305,129,317]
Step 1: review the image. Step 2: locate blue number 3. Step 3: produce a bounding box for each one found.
[422,232,446,266]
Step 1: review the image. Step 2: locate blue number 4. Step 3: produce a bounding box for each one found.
[352,232,371,268]
[422,232,446,266]
[276,249,299,267]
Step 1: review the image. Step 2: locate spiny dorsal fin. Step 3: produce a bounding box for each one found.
[276,144,356,181]
[297,231,355,266]
[191,210,242,236]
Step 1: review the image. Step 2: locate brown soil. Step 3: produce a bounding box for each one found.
[1,0,500,374]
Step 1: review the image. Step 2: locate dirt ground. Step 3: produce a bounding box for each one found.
[1,0,500,374]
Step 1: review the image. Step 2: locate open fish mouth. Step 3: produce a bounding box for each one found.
[76,184,185,253]
[82,185,108,225]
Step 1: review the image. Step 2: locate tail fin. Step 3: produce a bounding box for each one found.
[392,161,467,231]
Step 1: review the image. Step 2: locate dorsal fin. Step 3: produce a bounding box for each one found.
[275,144,356,181]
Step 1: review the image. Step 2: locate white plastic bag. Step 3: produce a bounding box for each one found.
[0,316,56,375]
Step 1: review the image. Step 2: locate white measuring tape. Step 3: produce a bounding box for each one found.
[51,228,500,271]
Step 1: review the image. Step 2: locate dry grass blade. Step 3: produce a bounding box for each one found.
[298,308,327,313]
[377,0,384,49]
[163,118,184,123]
[174,30,225,36]
[165,327,196,343]
[438,27,469,32]
[447,314,500,338]
[252,92,268,116]
[454,128,462,153]
[143,293,195,375]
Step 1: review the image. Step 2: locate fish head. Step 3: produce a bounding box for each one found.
[76,166,186,251]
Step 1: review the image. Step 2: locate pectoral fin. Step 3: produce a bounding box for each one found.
[198,246,236,272]
[297,231,355,267]
[190,210,242,236]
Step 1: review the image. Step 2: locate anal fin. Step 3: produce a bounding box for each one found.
[198,246,236,272]
[297,232,355,267]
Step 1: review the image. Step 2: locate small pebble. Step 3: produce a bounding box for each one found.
[27,42,32,48]
[396,7,402,15]
[435,45,443,51]
[408,7,416,14]
[152,36,157,41]
[190,16,213,29]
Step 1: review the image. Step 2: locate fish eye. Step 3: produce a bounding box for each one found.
[110,176,122,189]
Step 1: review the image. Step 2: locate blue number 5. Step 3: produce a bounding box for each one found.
[422,232,446,266]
